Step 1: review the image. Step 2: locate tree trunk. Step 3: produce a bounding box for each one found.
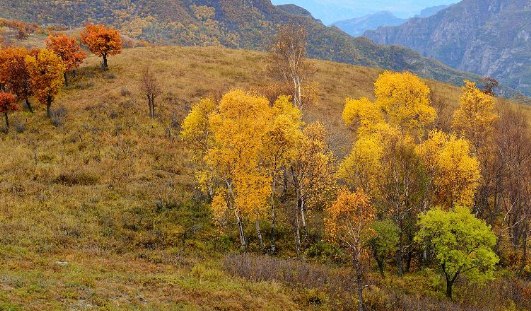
[446,279,454,299]
[376,257,385,277]
[292,75,302,109]
[235,210,247,249]
[25,98,33,113]
[354,249,365,311]
[396,221,404,276]
[270,179,277,254]
[295,206,301,256]
[46,96,53,118]
[443,265,458,299]
[3,112,8,132]
[255,220,264,249]
[406,249,413,273]
[64,72,69,87]
[150,95,156,118]
[299,194,308,244]
[102,54,108,70]
[520,225,528,275]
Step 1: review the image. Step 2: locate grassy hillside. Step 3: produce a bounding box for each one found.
[0,0,484,90]
[1,46,530,310]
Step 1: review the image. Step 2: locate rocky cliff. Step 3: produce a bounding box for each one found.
[365,0,531,95]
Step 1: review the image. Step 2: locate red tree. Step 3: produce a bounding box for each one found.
[0,47,34,112]
[46,34,86,86]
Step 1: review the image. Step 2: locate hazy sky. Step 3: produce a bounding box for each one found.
[271,0,459,24]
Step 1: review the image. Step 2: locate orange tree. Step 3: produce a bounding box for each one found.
[25,49,65,118]
[0,47,34,112]
[325,189,376,311]
[81,24,122,70]
[0,91,17,131]
[46,34,86,86]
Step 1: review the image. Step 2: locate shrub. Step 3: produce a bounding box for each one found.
[54,171,99,186]
[51,107,67,127]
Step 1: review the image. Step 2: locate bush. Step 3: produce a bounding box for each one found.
[223,253,356,308]
[304,240,347,264]
[51,107,67,127]
[54,171,99,186]
[13,120,25,133]
[120,87,131,97]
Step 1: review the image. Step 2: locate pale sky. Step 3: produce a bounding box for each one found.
[271,0,459,24]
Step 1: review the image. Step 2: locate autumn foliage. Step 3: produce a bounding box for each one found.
[182,90,335,251]
[25,49,66,118]
[0,47,34,111]
[46,34,86,85]
[81,24,122,70]
[325,189,375,311]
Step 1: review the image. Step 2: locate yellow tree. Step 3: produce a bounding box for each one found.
[205,90,273,248]
[374,71,436,140]
[290,122,336,254]
[340,71,436,274]
[452,80,499,218]
[262,95,304,252]
[180,98,217,197]
[325,189,376,311]
[416,130,481,209]
[452,80,498,152]
[25,49,65,118]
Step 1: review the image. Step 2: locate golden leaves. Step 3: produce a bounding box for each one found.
[25,49,65,107]
[416,130,480,208]
[325,189,375,245]
[374,71,436,136]
[452,80,498,151]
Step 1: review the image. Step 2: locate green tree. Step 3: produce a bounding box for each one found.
[415,206,499,299]
[368,219,400,276]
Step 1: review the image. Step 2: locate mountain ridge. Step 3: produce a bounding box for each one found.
[364,0,531,95]
[332,5,450,38]
[332,12,406,37]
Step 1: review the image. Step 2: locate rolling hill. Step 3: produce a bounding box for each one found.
[0,0,481,89]
[365,0,531,96]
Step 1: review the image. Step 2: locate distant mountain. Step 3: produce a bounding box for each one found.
[332,5,451,38]
[0,0,479,88]
[333,12,406,37]
[416,5,450,18]
[365,0,531,95]
[271,0,459,25]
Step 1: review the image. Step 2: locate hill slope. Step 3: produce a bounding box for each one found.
[1,45,530,310]
[0,0,480,87]
[365,0,531,95]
